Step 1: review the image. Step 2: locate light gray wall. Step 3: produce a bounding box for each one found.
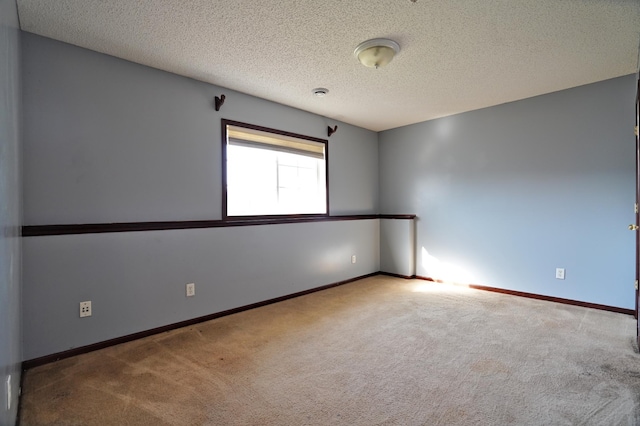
[380,75,636,309]
[21,33,378,224]
[380,218,415,277]
[23,220,379,360]
[21,33,380,360]
[0,0,22,423]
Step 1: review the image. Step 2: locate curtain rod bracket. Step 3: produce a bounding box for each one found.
[215,94,226,111]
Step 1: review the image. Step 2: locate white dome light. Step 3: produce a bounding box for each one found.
[354,38,400,69]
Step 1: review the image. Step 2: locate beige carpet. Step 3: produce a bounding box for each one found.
[19,275,640,425]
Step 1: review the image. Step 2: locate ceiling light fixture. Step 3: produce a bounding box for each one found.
[354,38,400,69]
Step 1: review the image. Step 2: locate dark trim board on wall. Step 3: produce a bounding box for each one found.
[378,271,415,280]
[466,283,636,316]
[378,214,416,219]
[22,214,417,237]
[405,275,635,316]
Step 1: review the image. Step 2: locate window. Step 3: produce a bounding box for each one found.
[222,120,328,218]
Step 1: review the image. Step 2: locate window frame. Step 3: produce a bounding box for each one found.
[221,119,329,220]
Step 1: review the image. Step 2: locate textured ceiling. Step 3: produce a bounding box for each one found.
[16,0,640,132]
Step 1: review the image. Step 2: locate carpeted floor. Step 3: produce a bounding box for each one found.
[19,275,640,425]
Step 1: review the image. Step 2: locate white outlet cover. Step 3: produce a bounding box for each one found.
[186,283,195,297]
[80,301,92,317]
[351,255,357,264]
[556,268,566,280]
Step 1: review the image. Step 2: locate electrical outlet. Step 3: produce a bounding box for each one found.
[556,268,565,280]
[79,301,92,317]
[6,375,11,411]
[351,255,357,264]
[186,283,195,297]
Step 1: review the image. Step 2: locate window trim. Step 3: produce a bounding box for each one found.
[221,119,329,220]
